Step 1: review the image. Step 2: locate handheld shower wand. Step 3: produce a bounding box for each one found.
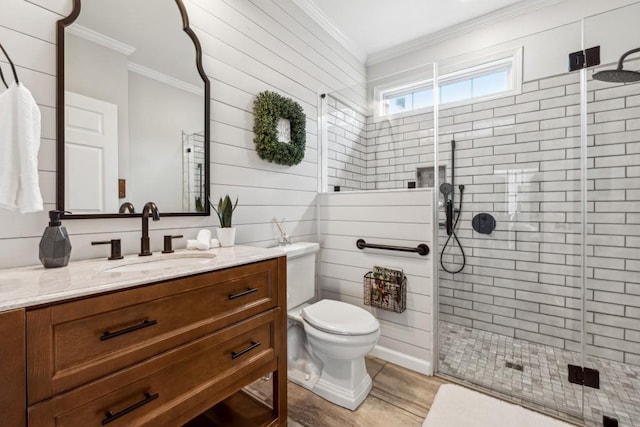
[439,183,454,236]
[440,139,466,274]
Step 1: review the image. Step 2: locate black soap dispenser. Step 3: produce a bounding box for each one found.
[39,210,72,268]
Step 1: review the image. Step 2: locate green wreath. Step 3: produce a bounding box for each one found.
[253,91,306,166]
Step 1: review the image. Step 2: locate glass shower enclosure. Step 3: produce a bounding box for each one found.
[320,3,640,424]
[435,3,640,426]
[584,3,640,426]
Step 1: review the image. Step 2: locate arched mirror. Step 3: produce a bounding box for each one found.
[57,0,210,218]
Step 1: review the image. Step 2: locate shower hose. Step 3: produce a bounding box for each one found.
[440,186,466,274]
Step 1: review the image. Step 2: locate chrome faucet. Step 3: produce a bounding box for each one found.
[274,218,290,246]
[139,202,160,256]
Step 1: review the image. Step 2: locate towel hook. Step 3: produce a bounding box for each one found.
[0,64,7,89]
[0,42,20,88]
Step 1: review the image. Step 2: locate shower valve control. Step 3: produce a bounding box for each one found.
[472,213,496,235]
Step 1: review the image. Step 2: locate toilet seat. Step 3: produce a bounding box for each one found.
[302,299,379,336]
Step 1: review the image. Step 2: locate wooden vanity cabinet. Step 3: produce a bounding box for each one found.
[21,256,287,426]
[0,308,26,427]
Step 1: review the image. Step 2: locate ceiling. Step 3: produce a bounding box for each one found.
[305,0,530,58]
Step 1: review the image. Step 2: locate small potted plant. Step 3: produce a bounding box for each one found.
[210,195,238,247]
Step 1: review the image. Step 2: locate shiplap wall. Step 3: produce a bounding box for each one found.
[0,0,366,268]
[319,189,434,374]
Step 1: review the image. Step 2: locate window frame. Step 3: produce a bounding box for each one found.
[373,47,523,122]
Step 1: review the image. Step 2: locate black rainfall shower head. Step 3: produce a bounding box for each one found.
[439,182,453,197]
[592,47,640,83]
[592,69,640,83]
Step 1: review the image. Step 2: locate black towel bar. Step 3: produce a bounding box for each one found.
[356,239,429,256]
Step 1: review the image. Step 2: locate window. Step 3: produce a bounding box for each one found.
[382,82,434,116]
[374,48,522,121]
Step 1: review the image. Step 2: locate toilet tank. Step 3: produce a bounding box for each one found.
[278,242,319,310]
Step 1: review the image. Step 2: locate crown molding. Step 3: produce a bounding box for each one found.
[366,0,563,66]
[128,62,202,95]
[65,24,136,56]
[290,0,367,63]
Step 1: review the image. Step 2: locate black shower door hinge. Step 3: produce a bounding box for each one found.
[567,364,600,388]
[568,46,601,71]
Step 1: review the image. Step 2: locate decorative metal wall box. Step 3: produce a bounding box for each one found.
[363,267,407,313]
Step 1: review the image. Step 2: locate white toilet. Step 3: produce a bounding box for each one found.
[280,242,380,410]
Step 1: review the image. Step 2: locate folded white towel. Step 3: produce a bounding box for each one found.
[186,239,198,250]
[0,82,43,213]
[196,229,211,250]
[210,238,220,248]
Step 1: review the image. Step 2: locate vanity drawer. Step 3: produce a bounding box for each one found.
[28,309,278,427]
[27,258,281,404]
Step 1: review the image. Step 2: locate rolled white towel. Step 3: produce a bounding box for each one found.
[186,239,198,250]
[196,241,209,250]
[210,238,220,248]
[196,229,211,250]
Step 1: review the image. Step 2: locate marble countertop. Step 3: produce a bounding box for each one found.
[0,246,285,312]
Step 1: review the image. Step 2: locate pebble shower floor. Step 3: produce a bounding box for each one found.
[439,321,640,427]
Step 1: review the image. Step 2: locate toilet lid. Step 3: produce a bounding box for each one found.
[302,299,379,336]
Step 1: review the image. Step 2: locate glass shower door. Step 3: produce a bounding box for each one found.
[585,2,640,426]
[435,22,587,423]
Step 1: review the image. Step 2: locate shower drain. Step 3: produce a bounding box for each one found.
[505,361,524,371]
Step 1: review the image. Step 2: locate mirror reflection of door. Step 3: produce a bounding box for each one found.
[65,92,118,213]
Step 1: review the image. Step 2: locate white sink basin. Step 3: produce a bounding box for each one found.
[102,252,216,273]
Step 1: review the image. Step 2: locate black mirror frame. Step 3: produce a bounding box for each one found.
[56,0,210,219]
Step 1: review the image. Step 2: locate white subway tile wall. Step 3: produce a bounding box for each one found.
[352,70,640,365]
[326,96,368,191]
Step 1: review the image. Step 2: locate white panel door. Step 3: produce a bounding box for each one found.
[65,91,118,213]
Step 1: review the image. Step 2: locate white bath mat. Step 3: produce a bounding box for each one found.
[423,384,574,427]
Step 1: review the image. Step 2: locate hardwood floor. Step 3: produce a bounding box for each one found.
[244,357,449,427]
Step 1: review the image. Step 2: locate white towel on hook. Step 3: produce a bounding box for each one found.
[0,82,43,213]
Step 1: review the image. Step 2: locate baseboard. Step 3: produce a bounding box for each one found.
[369,344,431,375]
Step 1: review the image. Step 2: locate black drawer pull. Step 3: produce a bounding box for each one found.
[231,341,261,359]
[102,392,159,425]
[100,319,157,341]
[228,287,258,300]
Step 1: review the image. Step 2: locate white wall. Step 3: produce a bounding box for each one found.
[319,189,434,374]
[367,0,640,84]
[0,0,366,268]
